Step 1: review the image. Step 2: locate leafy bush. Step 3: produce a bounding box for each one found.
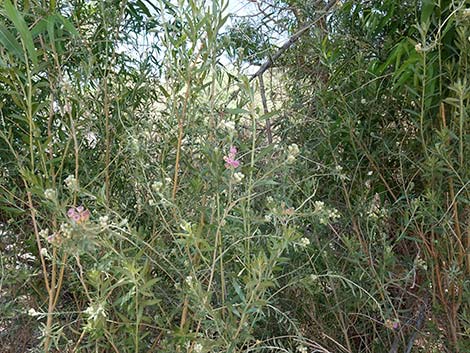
[0,0,469,352]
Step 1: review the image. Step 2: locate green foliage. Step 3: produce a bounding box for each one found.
[1,0,469,352]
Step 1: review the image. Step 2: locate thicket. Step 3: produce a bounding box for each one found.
[0,0,469,352]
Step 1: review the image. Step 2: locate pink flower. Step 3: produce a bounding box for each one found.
[224,146,240,169]
[67,208,75,217]
[67,206,90,224]
[80,209,90,222]
[224,157,240,168]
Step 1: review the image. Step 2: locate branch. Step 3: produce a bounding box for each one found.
[249,0,338,81]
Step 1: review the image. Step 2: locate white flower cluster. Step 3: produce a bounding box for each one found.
[99,216,109,228]
[28,308,40,317]
[367,194,385,219]
[297,345,308,353]
[314,201,341,225]
[64,175,77,191]
[232,171,245,184]
[151,178,171,193]
[60,223,73,238]
[185,275,194,287]
[39,228,49,239]
[193,343,203,353]
[298,237,310,247]
[84,302,107,322]
[335,164,347,180]
[286,143,300,164]
[44,189,56,200]
[152,181,163,192]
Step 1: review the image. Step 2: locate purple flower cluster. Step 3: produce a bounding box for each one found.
[67,205,90,224]
[223,146,240,169]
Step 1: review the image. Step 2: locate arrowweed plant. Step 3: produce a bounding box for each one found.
[0,0,469,352]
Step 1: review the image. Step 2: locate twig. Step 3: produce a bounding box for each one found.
[388,296,428,353]
[249,0,338,81]
[404,298,428,353]
[258,75,273,143]
[226,0,338,104]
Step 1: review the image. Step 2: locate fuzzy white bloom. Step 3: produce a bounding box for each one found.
[267,196,274,204]
[44,189,56,200]
[415,43,422,52]
[286,154,297,164]
[185,275,193,286]
[39,229,49,239]
[152,181,163,192]
[64,175,77,190]
[193,343,203,353]
[299,237,310,247]
[286,143,300,164]
[99,216,109,228]
[264,214,272,222]
[335,165,343,172]
[40,248,48,257]
[85,131,98,149]
[60,223,72,238]
[361,98,367,104]
[297,346,308,353]
[149,199,156,206]
[232,172,245,184]
[287,143,300,157]
[28,308,39,317]
[328,209,341,220]
[180,220,192,233]
[367,194,382,219]
[314,201,325,211]
[84,302,107,322]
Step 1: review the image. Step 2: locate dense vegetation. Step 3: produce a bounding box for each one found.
[0,0,469,352]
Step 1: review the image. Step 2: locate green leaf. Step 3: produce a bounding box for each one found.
[2,0,38,66]
[0,205,25,215]
[54,14,79,36]
[159,84,170,98]
[420,0,435,26]
[225,108,249,115]
[0,21,23,60]
[232,279,246,303]
[46,15,56,48]
[259,110,278,120]
[30,17,47,38]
